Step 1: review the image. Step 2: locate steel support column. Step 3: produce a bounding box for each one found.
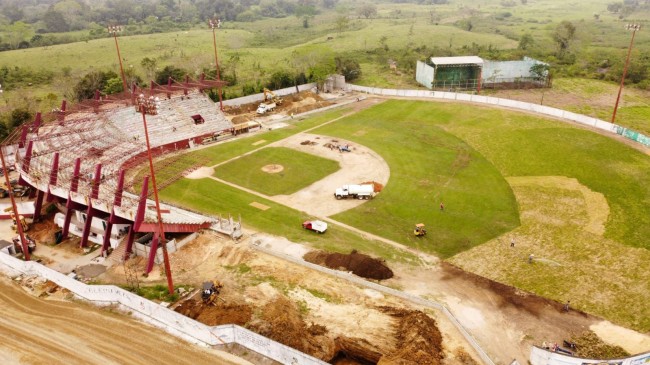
[32,190,45,222]
[145,232,160,274]
[46,153,60,202]
[61,158,81,239]
[80,164,102,248]
[101,170,126,255]
[123,224,135,261]
[133,176,149,232]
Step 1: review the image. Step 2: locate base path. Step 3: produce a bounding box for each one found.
[270,132,390,217]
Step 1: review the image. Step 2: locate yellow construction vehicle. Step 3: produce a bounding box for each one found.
[414,223,426,237]
[263,88,283,105]
[10,212,29,232]
[201,280,223,306]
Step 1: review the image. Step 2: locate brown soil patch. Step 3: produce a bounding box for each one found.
[261,164,284,173]
[29,211,60,244]
[222,91,332,120]
[441,263,583,318]
[175,300,253,327]
[304,250,394,280]
[248,296,336,361]
[249,202,270,211]
[378,307,444,365]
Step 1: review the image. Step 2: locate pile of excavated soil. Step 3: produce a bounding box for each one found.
[174,300,252,327]
[304,250,394,280]
[247,296,335,361]
[360,181,384,192]
[378,307,445,365]
[222,90,331,117]
[28,212,60,244]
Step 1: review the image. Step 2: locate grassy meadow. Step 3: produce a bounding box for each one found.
[213,147,340,196]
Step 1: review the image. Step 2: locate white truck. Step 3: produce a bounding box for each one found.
[256,102,276,114]
[334,184,375,200]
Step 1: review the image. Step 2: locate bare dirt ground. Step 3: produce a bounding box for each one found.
[269,132,390,217]
[100,231,479,365]
[0,275,251,365]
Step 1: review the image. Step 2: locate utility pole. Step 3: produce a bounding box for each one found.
[611,23,641,124]
[108,25,128,94]
[135,94,174,295]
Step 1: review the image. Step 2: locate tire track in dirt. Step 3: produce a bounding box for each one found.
[0,278,248,365]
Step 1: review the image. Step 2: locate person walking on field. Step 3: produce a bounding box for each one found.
[563,300,570,312]
[511,238,515,247]
[440,202,444,211]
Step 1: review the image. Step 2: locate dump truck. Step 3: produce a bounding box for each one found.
[256,102,276,114]
[334,184,375,200]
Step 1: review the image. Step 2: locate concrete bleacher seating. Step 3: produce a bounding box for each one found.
[20,90,232,224]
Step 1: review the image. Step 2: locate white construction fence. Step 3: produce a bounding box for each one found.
[223,83,318,107]
[530,345,649,365]
[346,84,650,149]
[0,252,327,365]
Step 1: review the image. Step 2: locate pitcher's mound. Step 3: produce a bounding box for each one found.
[261,164,284,173]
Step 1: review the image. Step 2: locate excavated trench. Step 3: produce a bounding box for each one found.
[173,249,444,364]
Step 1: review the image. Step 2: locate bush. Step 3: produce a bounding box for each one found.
[155,66,186,85]
[335,57,362,82]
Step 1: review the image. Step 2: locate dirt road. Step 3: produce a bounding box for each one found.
[0,276,250,365]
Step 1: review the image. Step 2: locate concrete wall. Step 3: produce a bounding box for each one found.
[345,84,650,148]
[222,83,318,107]
[416,61,435,89]
[483,57,546,81]
[530,346,650,365]
[0,253,327,365]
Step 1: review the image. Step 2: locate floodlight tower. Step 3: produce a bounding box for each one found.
[108,25,129,93]
[611,23,641,124]
[135,93,174,295]
[208,18,224,111]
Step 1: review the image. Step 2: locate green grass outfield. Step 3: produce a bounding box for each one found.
[315,100,650,253]
[213,147,340,196]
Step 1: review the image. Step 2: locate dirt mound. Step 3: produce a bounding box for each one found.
[248,296,335,361]
[261,164,284,173]
[175,299,252,326]
[28,211,60,244]
[304,250,394,280]
[222,90,328,117]
[378,307,444,365]
[361,181,384,193]
[569,331,630,359]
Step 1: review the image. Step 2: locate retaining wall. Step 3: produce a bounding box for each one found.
[0,252,327,365]
[530,346,650,365]
[345,84,650,148]
[223,83,318,107]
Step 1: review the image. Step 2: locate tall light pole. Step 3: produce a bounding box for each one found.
[208,18,224,111]
[108,25,128,94]
[135,94,174,295]
[611,23,641,124]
